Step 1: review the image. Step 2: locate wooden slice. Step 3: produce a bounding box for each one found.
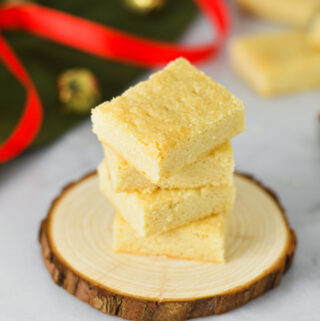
[39,172,296,321]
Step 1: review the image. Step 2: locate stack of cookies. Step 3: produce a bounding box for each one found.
[92,58,245,263]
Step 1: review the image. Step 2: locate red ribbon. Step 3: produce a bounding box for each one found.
[0,0,230,163]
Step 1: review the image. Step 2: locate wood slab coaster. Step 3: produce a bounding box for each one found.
[39,172,297,321]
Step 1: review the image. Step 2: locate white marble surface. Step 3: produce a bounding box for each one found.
[1,7,320,321]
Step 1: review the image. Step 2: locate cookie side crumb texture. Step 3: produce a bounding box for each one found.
[103,144,157,193]
[103,142,234,193]
[113,211,227,263]
[92,58,245,182]
[98,162,234,236]
[308,12,320,49]
[230,31,320,96]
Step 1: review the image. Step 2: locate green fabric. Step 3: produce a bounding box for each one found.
[0,0,197,149]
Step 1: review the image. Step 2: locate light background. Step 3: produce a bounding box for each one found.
[1,5,320,321]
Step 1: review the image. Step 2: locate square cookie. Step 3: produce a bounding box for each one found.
[236,0,318,27]
[98,162,234,236]
[230,31,320,96]
[103,142,234,193]
[92,58,245,183]
[113,211,228,263]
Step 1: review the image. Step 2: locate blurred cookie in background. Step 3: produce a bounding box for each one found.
[236,0,320,27]
[229,31,320,97]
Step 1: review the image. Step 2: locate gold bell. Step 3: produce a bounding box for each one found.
[124,0,167,15]
[57,68,101,115]
[3,0,34,4]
